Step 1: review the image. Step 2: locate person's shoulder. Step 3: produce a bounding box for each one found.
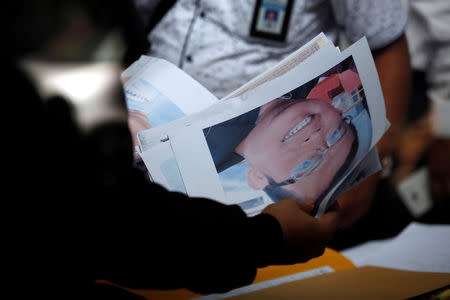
[339,0,408,50]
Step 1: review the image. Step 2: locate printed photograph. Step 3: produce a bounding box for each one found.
[126,79,186,150]
[203,56,373,213]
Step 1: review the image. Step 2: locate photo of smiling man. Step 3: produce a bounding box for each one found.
[203,56,372,215]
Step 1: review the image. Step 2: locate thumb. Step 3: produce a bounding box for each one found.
[295,198,315,215]
[314,203,340,240]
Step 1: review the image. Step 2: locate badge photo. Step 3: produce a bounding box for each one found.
[249,0,294,42]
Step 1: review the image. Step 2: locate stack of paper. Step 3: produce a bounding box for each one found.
[122,33,388,217]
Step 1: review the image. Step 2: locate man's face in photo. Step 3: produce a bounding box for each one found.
[235,98,355,202]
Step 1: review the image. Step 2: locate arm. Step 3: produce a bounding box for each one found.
[330,0,411,159]
[94,171,338,294]
[93,171,281,294]
[373,34,412,159]
[338,35,412,228]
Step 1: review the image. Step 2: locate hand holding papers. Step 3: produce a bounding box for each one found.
[125,33,388,218]
[122,56,218,153]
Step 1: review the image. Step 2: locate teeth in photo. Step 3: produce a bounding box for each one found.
[283,115,312,142]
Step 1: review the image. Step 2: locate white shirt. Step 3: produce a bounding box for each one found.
[148,0,408,98]
[403,0,450,136]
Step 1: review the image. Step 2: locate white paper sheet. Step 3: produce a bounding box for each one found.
[343,222,450,273]
[123,56,219,153]
[221,32,331,100]
[168,37,387,216]
[138,141,187,194]
[124,57,218,116]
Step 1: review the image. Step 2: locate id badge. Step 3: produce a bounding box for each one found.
[249,0,294,42]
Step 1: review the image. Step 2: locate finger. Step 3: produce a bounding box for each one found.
[318,210,339,230]
[296,198,315,215]
[314,208,340,240]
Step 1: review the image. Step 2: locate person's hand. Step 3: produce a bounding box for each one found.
[127,109,152,150]
[336,111,433,229]
[261,199,340,265]
[337,174,379,228]
[392,113,433,184]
